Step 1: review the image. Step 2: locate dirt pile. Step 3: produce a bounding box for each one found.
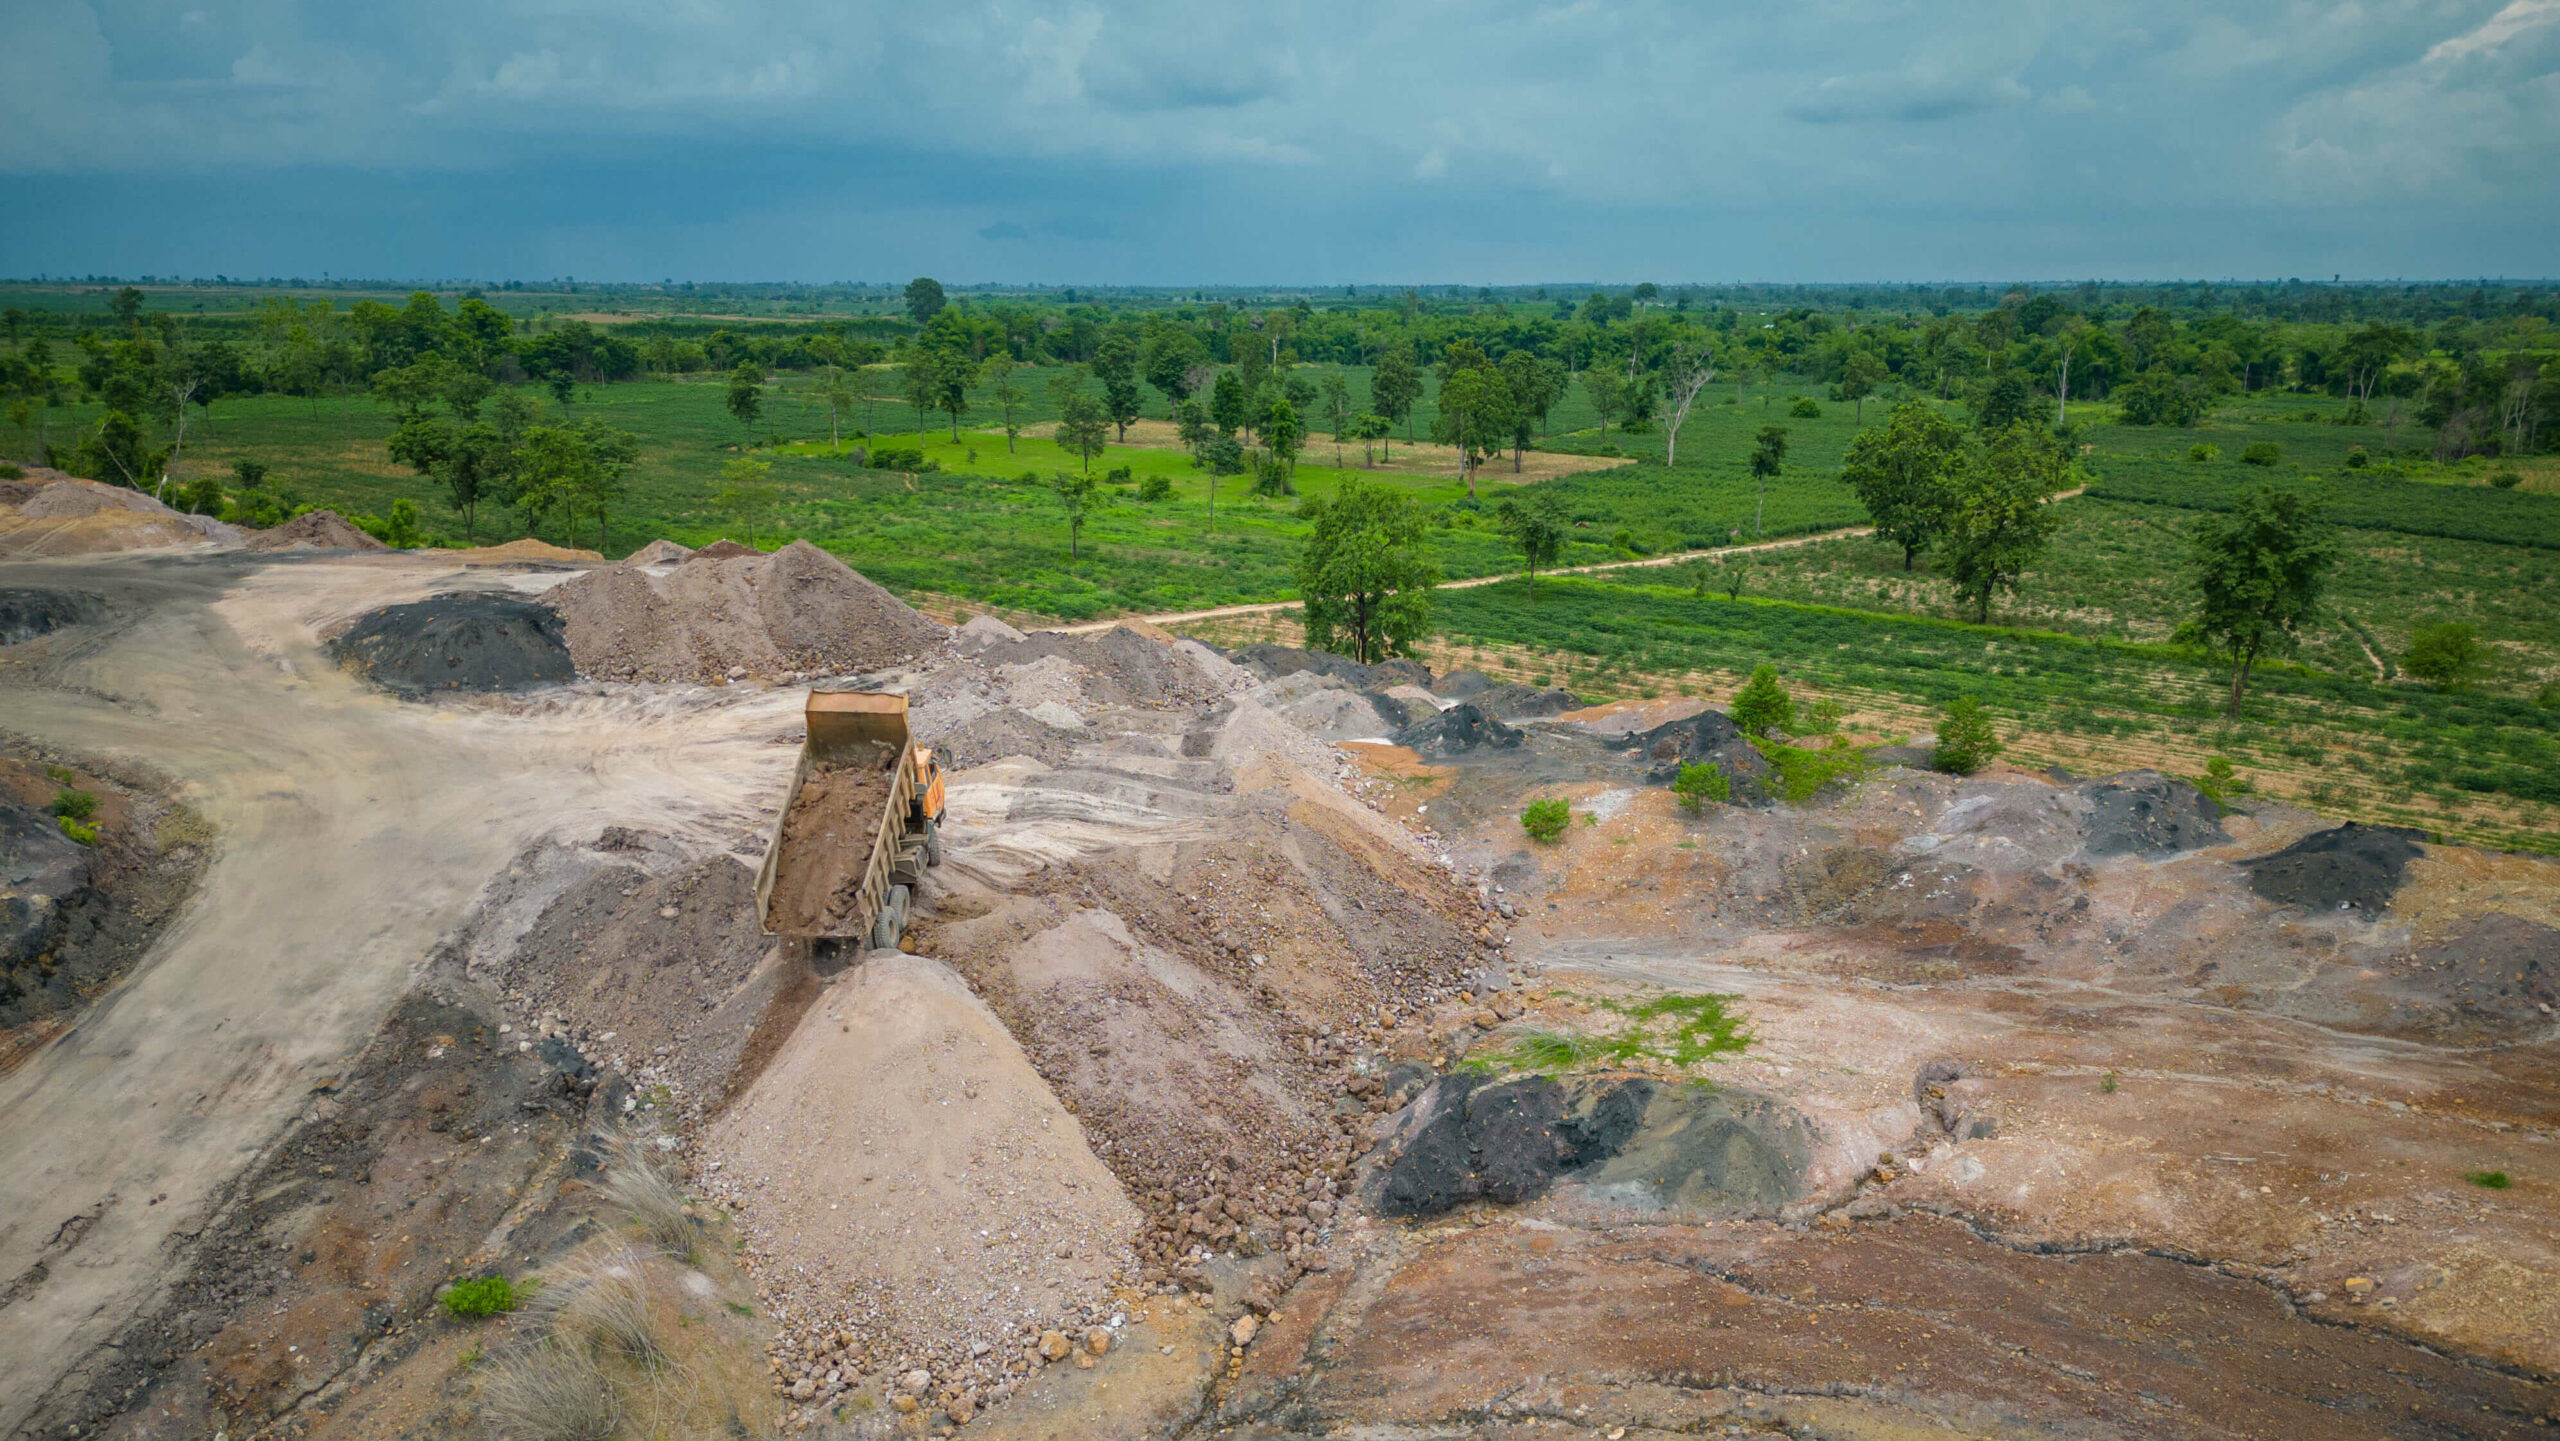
[0,589,103,647]
[1372,1073,1810,1219]
[700,953,1141,1417]
[441,536,601,565]
[977,624,1240,708]
[762,752,896,934]
[1391,701,1522,757]
[1434,669,1495,699]
[1623,709,1775,802]
[1227,643,1432,692]
[2240,822,2428,916]
[329,593,574,698]
[2074,770,2228,857]
[929,708,1081,768]
[546,540,947,683]
[687,538,764,561]
[624,537,693,565]
[241,509,387,552]
[0,475,241,556]
[1471,682,1584,719]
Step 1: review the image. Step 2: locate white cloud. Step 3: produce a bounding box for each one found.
[1414,147,1447,180]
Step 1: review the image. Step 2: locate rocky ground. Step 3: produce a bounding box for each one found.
[1,547,2553,1441]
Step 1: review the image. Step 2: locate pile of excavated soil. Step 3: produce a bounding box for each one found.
[702,953,1141,1413]
[2400,912,2560,1026]
[975,624,1239,708]
[1471,683,1585,720]
[2240,822,2428,917]
[442,537,601,565]
[625,537,693,565]
[1434,669,1495,699]
[0,588,104,646]
[1621,709,1774,803]
[927,708,1081,769]
[687,538,764,561]
[763,751,897,934]
[1391,702,1523,757]
[2074,771,2228,858]
[0,476,242,556]
[1372,1073,1810,1219]
[328,594,574,698]
[546,540,947,683]
[1227,643,1432,692]
[242,510,388,552]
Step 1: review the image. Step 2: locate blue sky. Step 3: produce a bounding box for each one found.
[3,0,2555,283]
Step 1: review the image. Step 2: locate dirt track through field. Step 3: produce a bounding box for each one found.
[0,552,803,1435]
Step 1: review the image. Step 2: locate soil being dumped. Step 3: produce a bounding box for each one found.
[762,751,896,934]
[241,510,388,552]
[328,593,574,698]
[0,589,103,647]
[2241,821,2428,916]
[545,539,947,683]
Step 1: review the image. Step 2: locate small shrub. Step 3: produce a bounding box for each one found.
[1137,474,1173,502]
[442,1275,523,1318]
[2344,446,2369,469]
[1787,396,1822,419]
[1932,696,2002,775]
[50,787,98,821]
[2404,621,2484,689]
[1672,761,1728,813]
[1802,697,1845,735]
[2465,1169,2511,1189]
[1758,737,1870,803]
[2240,441,2281,467]
[2489,470,2522,490]
[2187,443,2219,463]
[1728,664,1792,737]
[2194,756,2249,811]
[58,816,99,846]
[1104,465,1133,484]
[383,498,423,549]
[2099,1071,2119,1094]
[1521,798,1571,843]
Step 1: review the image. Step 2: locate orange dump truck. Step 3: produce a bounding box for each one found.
[754,690,945,951]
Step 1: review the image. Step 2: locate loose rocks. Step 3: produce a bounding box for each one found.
[328,594,574,698]
[1390,702,1522,757]
[2239,823,2428,918]
[2074,771,2228,858]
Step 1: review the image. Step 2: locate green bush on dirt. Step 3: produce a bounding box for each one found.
[1756,737,1871,802]
[2194,756,2250,810]
[1728,663,1793,737]
[49,787,98,821]
[1672,761,1729,812]
[2466,1169,2512,1189]
[57,816,99,846]
[1932,696,2002,775]
[1521,798,1571,842]
[441,1275,525,1317]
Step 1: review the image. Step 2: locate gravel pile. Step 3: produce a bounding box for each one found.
[1622,709,1774,803]
[242,510,387,552]
[545,540,947,684]
[2240,822,2428,917]
[1392,702,1523,757]
[1470,682,1586,720]
[328,594,573,698]
[2074,771,2228,858]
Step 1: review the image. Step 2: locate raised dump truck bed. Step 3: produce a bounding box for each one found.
[755,690,944,949]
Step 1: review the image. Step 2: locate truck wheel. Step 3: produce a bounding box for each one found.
[921,817,942,868]
[872,884,912,950]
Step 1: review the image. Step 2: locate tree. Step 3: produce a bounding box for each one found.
[725,361,765,441]
[1208,368,1249,437]
[518,420,636,549]
[1728,664,1792,737]
[1972,370,2045,432]
[2188,484,2336,717]
[931,346,972,439]
[1672,761,1730,812]
[1657,340,1717,465]
[982,354,1028,453]
[1056,392,1110,475]
[1586,368,1628,438]
[1297,478,1440,664]
[1370,343,1422,449]
[1493,491,1567,601]
[1262,397,1304,482]
[74,411,166,491]
[2048,315,2092,426]
[1092,331,1144,440]
[1838,401,1964,570]
[2404,621,2485,690]
[1749,424,1788,537]
[2115,369,2203,427]
[1142,330,1208,418]
[1933,697,2003,775]
[1050,470,1102,561]
[1348,411,1391,466]
[810,358,860,454]
[1943,423,2068,623]
[1500,350,1568,465]
[901,348,942,442]
[2337,322,2416,404]
[1431,363,1513,494]
[1320,371,1352,466]
[1839,348,1887,423]
[905,277,946,325]
[714,456,780,549]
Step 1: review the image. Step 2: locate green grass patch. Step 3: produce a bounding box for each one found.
[1755,737,1872,803]
[1499,991,1751,1074]
[440,1275,527,1318]
[2465,1169,2512,1190]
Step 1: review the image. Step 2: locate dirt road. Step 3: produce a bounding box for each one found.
[0,553,801,1434]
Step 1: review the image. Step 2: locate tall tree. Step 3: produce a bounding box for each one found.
[725,361,765,442]
[1494,491,1567,602]
[904,277,946,325]
[1585,367,1628,438]
[1319,371,1352,466]
[810,354,860,454]
[1431,363,1512,495]
[1500,350,1567,467]
[982,354,1028,453]
[1142,330,1208,419]
[1749,424,1788,537]
[1839,348,1887,423]
[1209,368,1249,436]
[1056,392,1110,475]
[1092,331,1144,440]
[2048,315,2091,426]
[2188,485,2336,717]
[1943,423,2068,623]
[902,349,942,443]
[1656,340,1717,465]
[1297,479,1440,664]
[1370,343,1422,449]
[1838,401,1964,570]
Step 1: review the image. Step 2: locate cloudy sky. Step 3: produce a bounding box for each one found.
[3,0,2555,283]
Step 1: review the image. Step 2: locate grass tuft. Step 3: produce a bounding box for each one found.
[2465,1169,2512,1190]
[602,1136,700,1263]
[442,1274,526,1318]
[480,1337,622,1441]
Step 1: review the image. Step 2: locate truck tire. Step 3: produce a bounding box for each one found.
[871,884,912,950]
[921,817,942,868]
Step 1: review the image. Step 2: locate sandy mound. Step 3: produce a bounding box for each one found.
[443,537,602,565]
[687,538,764,562]
[242,510,388,552]
[951,614,1028,655]
[625,537,693,566]
[545,540,947,683]
[702,953,1140,1404]
[0,474,242,557]
[328,594,574,698]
